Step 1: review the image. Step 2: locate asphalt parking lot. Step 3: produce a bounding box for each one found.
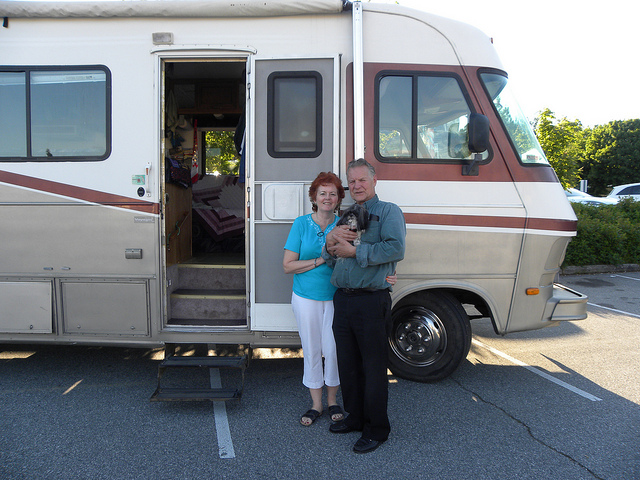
[1,272,638,480]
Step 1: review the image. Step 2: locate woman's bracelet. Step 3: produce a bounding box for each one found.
[314,258,317,268]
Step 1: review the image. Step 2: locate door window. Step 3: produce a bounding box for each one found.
[267,71,322,158]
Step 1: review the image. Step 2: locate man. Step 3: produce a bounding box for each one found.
[322,158,406,453]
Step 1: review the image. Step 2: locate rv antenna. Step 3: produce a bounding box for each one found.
[352,0,364,160]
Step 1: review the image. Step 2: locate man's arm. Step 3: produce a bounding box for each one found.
[356,204,406,267]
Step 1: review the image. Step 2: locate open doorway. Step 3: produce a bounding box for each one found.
[163,58,247,328]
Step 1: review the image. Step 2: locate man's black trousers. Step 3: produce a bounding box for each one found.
[332,288,391,442]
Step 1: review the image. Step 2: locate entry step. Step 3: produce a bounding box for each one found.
[159,355,247,369]
[150,354,248,402]
[151,387,241,402]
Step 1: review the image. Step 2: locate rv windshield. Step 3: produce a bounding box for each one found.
[480,72,548,165]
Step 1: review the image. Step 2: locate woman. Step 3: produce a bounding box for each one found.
[283,172,345,426]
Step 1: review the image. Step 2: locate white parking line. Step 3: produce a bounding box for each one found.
[588,302,640,319]
[209,368,236,459]
[472,339,602,402]
[610,274,640,281]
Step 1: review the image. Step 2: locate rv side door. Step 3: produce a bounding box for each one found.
[250,58,338,331]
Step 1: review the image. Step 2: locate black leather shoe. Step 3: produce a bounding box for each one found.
[352,437,384,454]
[329,420,358,434]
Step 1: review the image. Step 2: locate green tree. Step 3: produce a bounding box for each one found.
[534,108,583,189]
[582,119,640,196]
[204,130,239,176]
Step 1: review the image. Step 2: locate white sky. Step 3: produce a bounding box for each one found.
[384,0,640,127]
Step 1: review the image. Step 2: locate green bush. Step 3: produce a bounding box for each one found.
[564,198,640,266]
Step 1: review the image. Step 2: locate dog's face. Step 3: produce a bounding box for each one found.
[336,204,369,245]
[344,214,359,231]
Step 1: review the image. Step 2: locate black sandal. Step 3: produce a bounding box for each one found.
[300,409,322,426]
[328,405,344,422]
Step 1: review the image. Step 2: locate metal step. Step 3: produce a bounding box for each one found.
[159,355,247,369]
[151,387,241,402]
[150,354,248,402]
[166,317,246,327]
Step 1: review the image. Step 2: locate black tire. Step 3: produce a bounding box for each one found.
[388,291,471,382]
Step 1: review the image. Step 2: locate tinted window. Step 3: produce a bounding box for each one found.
[0,72,27,157]
[267,71,322,158]
[619,186,640,195]
[376,73,487,162]
[0,66,111,161]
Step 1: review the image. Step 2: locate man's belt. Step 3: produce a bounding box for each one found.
[339,287,388,295]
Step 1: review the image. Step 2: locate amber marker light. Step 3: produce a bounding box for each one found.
[526,288,540,295]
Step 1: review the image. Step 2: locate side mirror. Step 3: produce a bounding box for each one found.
[463,113,490,176]
[468,113,490,153]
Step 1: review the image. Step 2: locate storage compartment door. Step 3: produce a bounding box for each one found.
[62,281,150,336]
[0,281,53,333]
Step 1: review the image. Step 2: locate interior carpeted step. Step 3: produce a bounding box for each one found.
[170,288,246,320]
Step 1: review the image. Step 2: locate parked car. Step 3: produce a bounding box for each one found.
[565,188,619,205]
[607,183,640,202]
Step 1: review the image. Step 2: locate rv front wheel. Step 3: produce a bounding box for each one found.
[388,291,471,382]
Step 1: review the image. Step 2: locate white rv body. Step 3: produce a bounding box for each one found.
[0,0,586,381]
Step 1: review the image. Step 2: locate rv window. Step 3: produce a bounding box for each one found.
[0,67,110,161]
[267,72,322,158]
[376,73,487,163]
[480,72,548,165]
[0,72,27,157]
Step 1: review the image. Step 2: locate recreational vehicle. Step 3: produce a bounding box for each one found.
[0,0,587,390]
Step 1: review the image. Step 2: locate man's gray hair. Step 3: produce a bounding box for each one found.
[347,158,376,178]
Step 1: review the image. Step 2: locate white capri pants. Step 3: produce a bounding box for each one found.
[291,292,340,389]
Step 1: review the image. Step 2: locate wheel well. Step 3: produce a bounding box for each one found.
[394,287,499,334]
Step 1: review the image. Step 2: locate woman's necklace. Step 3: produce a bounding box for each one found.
[312,211,334,237]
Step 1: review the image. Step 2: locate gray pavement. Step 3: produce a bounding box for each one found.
[1,271,638,479]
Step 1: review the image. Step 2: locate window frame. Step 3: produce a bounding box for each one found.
[374,70,490,165]
[266,70,323,159]
[0,65,112,162]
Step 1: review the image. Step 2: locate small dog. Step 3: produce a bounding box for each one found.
[336,204,369,245]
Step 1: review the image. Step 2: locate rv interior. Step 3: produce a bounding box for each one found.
[163,59,248,329]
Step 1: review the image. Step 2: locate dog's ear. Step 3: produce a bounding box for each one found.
[359,208,369,230]
[336,210,348,226]
[352,204,369,230]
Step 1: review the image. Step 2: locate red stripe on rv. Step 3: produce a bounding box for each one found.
[404,213,577,232]
[0,171,159,214]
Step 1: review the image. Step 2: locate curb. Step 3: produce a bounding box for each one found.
[561,264,640,275]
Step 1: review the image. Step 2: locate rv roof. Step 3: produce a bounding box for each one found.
[0,0,346,18]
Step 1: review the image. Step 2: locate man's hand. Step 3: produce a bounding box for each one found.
[326,225,358,250]
[328,235,357,258]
